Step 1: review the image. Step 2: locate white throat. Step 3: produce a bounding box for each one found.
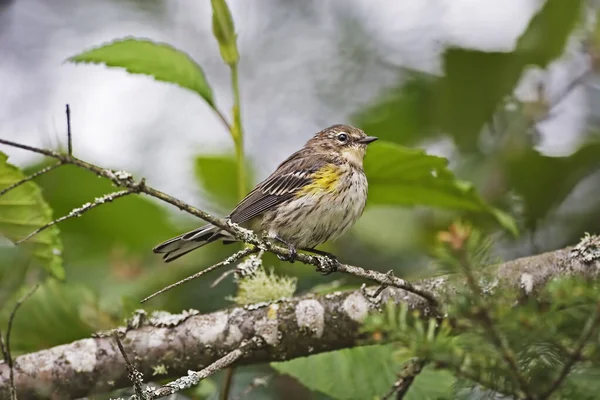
[341,147,365,168]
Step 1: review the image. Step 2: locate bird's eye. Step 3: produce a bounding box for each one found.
[336,133,348,143]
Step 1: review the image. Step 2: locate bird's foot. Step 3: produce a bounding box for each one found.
[302,248,339,276]
[316,255,339,276]
[275,236,298,263]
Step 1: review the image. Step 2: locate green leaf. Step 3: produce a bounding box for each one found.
[27,163,179,261]
[357,0,583,151]
[516,0,583,67]
[0,280,108,352]
[560,366,600,400]
[68,38,215,107]
[434,0,583,149]
[271,345,398,400]
[435,49,524,149]
[195,154,253,212]
[211,0,239,65]
[505,142,600,230]
[405,366,455,400]
[364,141,518,235]
[354,70,438,147]
[0,153,64,279]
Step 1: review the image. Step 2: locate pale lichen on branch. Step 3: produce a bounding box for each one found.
[15,189,140,245]
[1,238,598,399]
[137,337,264,400]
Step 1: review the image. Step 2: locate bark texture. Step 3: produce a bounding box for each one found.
[0,237,599,400]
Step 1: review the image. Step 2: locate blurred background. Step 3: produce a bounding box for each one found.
[1,0,600,398]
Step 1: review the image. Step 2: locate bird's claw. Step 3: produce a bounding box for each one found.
[277,244,297,263]
[316,254,339,276]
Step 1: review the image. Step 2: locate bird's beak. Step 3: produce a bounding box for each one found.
[358,136,378,144]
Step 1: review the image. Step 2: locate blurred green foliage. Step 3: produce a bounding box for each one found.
[364,141,517,235]
[0,280,108,353]
[0,153,63,279]
[195,154,254,214]
[356,0,600,242]
[272,345,400,400]
[363,230,600,400]
[358,0,584,149]
[505,142,600,230]
[272,345,455,399]
[29,163,179,260]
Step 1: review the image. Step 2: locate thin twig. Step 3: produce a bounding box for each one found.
[142,337,264,399]
[0,138,230,230]
[333,262,438,306]
[113,332,146,400]
[456,250,533,399]
[65,104,73,156]
[16,189,138,245]
[0,329,10,400]
[0,137,439,307]
[221,367,235,400]
[3,285,40,400]
[539,302,600,399]
[0,162,62,198]
[211,268,236,287]
[547,69,590,111]
[141,246,258,303]
[382,359,426,400]
[212,249,263,287]
[231,374,272,400]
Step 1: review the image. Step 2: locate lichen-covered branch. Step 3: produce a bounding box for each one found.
[382,358,426,400]
[143,336,264,399]
[1,237,598,400]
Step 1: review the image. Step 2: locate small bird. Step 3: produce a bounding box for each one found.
[153,124,378,265]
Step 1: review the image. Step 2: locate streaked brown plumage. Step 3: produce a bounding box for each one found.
[153,124,377,263]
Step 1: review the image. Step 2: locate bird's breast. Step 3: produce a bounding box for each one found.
[264,165,368,248]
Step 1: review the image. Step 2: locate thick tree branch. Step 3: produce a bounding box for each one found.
[1,237,598,400]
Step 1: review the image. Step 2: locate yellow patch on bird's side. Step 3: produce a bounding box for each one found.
[298,164,341,195]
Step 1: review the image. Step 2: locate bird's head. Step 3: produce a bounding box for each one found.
[306,124,378,167]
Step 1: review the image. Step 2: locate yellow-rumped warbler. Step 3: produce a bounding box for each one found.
[153,124,377,264]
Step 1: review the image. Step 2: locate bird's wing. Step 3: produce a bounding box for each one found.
[228,153,325,225]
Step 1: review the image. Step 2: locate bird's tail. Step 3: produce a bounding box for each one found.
[153,225,231,263]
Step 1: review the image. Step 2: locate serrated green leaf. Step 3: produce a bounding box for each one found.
[364,141,518,235]
[195,154,253,213]
[271,345,397,400]
[68,37,215,107]
[0,153,64,279]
